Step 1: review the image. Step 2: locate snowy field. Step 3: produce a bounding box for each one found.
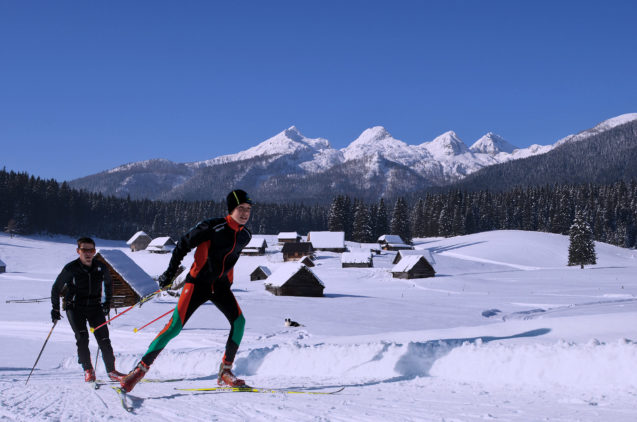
[0,230,636,421]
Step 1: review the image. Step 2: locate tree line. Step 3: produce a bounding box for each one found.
[2,169,636,249]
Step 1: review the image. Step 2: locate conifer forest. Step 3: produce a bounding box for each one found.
[1,169,636,249]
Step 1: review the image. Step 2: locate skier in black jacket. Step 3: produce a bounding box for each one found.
[121,189,253,392]
[51,237,126,382]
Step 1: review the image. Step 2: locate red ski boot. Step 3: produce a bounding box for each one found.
[108,370,126,382]
[120,362,149,392]
[217,362,246,387]
[84,368,96,382]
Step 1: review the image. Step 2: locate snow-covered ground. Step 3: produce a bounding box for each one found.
[1,230,636,421]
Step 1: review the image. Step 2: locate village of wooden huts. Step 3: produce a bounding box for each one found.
[95,249,159,308]
[241,237,268,256]
[378,234,413,251]
[126,231,152,252]
[146,237,176,254]
[264,262,325,297]
[391,255,436,279]
[306,231,347,252]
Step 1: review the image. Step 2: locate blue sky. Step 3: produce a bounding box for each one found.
[1,0,636,181]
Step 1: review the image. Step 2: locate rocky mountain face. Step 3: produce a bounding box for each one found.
[69,114,637,203]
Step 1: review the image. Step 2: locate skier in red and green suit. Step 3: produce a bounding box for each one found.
[121,190,253,392]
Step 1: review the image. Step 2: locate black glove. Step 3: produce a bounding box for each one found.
[158,270,175,289]
[101,302,110,315]
[51,309,61,323]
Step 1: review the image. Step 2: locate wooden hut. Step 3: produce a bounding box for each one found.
[392,249,432,265]
[341,251,373,268]
[265,263,324,297]
[95,249,159,308]
[307,231,346,252]
[278,232,302,244]
[391,255,435,279]
[147,237,176,254]
[299,255,315,267]
[126,231,152,252]
[282,242,314,262]
[378,234,413,251]
[241,237,268,256]
[250,266,271,281]
[0,258,6,273]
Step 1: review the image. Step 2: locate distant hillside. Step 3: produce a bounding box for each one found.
[446,118,637,192]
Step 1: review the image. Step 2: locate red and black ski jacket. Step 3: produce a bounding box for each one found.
[51,258,112,311]
[166,215,252,288]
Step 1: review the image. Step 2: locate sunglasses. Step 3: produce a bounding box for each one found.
[78,248,96,253]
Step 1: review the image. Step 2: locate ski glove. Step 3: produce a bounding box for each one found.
[102,302,110,316]
[51,309,61,323]
[158,270,175,289]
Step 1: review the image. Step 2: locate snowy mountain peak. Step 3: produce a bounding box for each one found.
[422,131,469,157]
[343,126,415,162]
[193,126,331,167]
[470,132,517,155]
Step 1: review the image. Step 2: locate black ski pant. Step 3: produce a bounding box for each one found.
[66,305,116,372]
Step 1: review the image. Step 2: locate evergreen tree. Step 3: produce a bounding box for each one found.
[390,197,411,243]
[568,210,597,268]
[352,201,373,243]
[327,195,346,232]
[375,198,389,240]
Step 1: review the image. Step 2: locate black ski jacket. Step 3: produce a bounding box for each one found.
[51,258,112,311]
[166,215,252,288]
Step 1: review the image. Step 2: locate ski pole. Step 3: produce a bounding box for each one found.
[94,347,101,375]
[26,320,57,385]
[90,288,163,333]
[133,308,173,333]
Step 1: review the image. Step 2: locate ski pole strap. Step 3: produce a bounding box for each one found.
[133,308,173,333]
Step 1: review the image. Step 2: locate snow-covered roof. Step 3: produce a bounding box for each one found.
[308,231,345,248]
[148,237,174,247]
[245,237,267,248]
[278,232,300,240]
[341,252,372,264]
[126,231,150,245]
[97,249,158,297]
[391,255,428,272]
[0,258,5,266]
[251,265,271,276]
[397,249,430,259]
[266,262,324,288]
[378,235,406,244]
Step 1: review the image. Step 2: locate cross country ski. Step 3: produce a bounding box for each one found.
[175,386,345,395]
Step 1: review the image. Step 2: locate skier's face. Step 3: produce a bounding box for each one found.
[77,242,96,266]
[230,204,252,225]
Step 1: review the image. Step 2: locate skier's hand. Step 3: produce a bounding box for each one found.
[51,309,61,323]
[158,270,175,289]
[101,301,110,316]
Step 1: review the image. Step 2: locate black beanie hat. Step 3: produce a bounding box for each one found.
[227,189,252,213]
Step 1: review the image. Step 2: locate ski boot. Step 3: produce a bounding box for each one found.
[108,369,126,382]
[217,361,246,387]
[84,368,96,382]
[120,361,149,392]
